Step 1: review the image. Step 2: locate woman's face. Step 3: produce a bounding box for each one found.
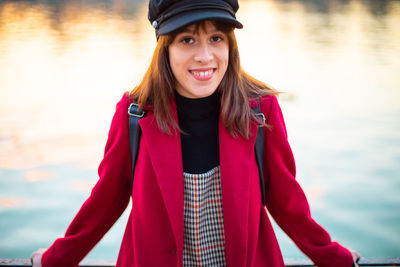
[168,20,229,99]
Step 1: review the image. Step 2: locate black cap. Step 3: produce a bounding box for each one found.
[148,0,243,36]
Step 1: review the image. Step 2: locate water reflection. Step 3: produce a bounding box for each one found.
[24,169,54,182]
[0,197,27,209]
[0,0,399,261]
[0,0,155,169]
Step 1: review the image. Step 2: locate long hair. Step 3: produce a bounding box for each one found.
[130,20,278,138]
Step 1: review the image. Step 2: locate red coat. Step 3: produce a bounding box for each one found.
[41,92,353,267]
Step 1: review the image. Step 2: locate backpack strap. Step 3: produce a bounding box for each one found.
[252,99,266,205]
[128,101,145,195]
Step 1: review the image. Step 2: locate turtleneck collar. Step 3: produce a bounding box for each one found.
[174,90,220,120]
[174,90,220,173]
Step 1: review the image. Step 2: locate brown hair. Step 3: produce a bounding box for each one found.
[130,20,278,138]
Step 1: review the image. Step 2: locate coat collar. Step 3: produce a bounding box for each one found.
[138,98,259,265]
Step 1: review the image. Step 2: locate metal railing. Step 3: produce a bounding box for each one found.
[1,258,399,266]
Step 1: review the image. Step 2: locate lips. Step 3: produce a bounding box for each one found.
[189,68,216,81]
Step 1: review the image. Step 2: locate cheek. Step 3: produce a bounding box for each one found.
[169,49,187,77]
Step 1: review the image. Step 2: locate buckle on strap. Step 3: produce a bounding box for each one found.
[256,113,265,127]
[128,102,145,118]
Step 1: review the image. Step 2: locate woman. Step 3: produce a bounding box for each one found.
[31,0,361,266]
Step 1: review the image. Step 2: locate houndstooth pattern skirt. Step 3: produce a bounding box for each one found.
[183,166,226,267]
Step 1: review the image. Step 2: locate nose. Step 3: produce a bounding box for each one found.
[194,42,213,63]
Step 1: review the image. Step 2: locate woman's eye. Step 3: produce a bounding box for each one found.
[211,36,223,42]
[181,37,194,44]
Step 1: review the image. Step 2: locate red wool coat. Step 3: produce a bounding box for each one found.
[41,93,353,267]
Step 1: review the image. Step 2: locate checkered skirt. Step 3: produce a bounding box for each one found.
[183,166,226,267]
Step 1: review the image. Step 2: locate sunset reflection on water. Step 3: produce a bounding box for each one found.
[0,0,399,261]
[0,1,155,170]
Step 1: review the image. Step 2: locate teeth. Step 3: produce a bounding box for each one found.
[192,69,213,77]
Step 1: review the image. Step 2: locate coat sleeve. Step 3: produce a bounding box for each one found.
[261,95,354,267]
[41,93,132,267]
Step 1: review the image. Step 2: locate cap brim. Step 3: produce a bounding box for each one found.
[157,9,243,36]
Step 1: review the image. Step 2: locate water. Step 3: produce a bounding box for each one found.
[0,0,399,262]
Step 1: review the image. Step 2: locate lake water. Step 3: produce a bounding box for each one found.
[0,0,399,262]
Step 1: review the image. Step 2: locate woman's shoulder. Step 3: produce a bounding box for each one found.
[260,93,277,105]
[250,93,279,115]
[117,91,133,107]
[119,90,153,111]
[115,91,142,114]
[107,92,132,127]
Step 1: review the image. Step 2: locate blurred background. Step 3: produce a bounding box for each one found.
[0,0,399,262]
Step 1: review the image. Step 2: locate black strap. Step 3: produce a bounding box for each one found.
[252,99,266,205]
[128,101,145,194]
[128,99,266,204]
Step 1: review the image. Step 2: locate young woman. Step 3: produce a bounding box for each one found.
[31,0,361,266]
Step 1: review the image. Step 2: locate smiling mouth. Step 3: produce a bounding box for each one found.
[189,68,216,81]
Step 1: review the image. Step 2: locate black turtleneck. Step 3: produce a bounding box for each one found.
[175,91,220,174]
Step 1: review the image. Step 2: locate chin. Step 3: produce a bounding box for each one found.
[194,89,216,98]
[196,85,218,96]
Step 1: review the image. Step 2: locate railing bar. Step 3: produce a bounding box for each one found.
[0,258,399,266]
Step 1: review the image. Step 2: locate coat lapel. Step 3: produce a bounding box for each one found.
[219,118,259,266]
[138,101,184,255]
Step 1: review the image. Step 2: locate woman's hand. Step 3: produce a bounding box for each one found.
[30,248,46,267]
[349,248,361,267]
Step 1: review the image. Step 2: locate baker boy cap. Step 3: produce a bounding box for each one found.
[148,0,243,36]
